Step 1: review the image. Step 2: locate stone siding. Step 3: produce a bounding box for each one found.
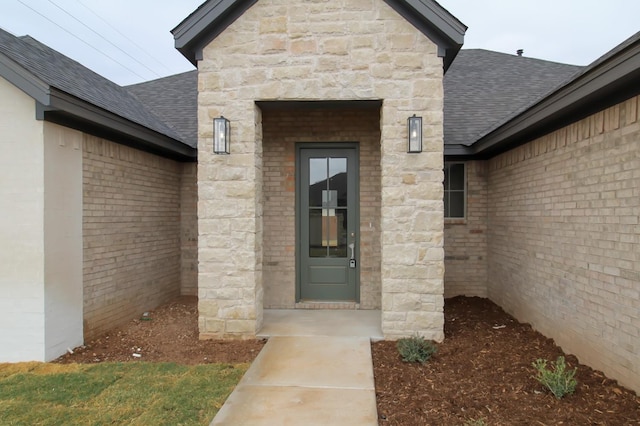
[487,96,640,392]
[261,108,381,309]
[82,136,184,339]
[197,0,445,340]
[444,160,488,297]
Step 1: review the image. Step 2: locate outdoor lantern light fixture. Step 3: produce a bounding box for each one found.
[407,114,422,153]
[213,116,230,154]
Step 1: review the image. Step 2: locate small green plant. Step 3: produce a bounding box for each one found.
[532,356,578,399]
[464,418,487,426]
[397,335,437,364]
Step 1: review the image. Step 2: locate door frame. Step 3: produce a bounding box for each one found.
[295,142,360,303]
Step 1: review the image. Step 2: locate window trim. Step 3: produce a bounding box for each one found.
[444,162,466,220]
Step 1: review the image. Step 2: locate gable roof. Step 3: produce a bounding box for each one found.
[0,28,196,161]
[449,31,640,158]
[172,0,466,71]
[444,50,582,148]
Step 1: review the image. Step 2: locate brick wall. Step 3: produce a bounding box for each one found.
[82,136,184,339]
[180,162,198,296]
[444,160,488,297]
[487,96,640,392]
[261,107,381,309]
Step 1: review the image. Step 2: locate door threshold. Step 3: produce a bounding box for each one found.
[295,300,360,310]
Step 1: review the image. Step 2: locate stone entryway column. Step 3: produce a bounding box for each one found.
[197,102,264,339]
[380,98,445,341]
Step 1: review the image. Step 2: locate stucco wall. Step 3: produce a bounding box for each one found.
[0,78,83,361]
[82,136,184,339]
[197,0,445,340]
[444,160,488,297]
[261,107,382,309]
[43,122,84,360]
[487,96,640,392]
[0,76,46,361]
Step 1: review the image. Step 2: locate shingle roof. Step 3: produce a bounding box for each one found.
[127,71,198,148]
[461,31,640,158]
[0,28,188,147]
[444,49,582,147]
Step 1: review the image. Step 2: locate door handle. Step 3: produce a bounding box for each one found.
[348,243,355,260]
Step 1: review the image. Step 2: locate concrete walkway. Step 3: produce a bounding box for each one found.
[210,310,382,425]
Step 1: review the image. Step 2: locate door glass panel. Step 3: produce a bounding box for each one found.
[309,158,328,207]
[329,158,348,206]
[308,156,349,258]
[328,209,347,257]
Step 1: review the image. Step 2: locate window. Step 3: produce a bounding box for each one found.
[444,163,465,218]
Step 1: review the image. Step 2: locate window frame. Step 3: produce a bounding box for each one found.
[444,162,466,220]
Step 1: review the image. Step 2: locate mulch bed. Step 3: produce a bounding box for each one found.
[373,296,640,425]
[55,295,639,424]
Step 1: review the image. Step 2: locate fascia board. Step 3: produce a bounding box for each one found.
[471,40,640,156]
[173,0,230,48]
[173,0,257,65]
[0,54,50,105]
[48,88,196,160]
[402,0,466,44]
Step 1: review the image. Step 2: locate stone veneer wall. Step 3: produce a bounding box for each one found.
[261,107,381,309]
[83,136,187,339]
[487,96,640,393]
[444,160,488,297]
[197,0,445,340]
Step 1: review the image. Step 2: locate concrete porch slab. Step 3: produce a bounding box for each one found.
[210,335,379,425]
[242,336,374,388]
[210,385,378,425]
[258,309,383,340]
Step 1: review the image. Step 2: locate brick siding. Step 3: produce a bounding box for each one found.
[261,108,381,309]
[82,135,188,339]
[444,160,488,297]
[486,96,640,392]
[180,162,198,296]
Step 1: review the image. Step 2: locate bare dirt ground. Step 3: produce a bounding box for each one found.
[55,296,265,365]
[56,296,640,425]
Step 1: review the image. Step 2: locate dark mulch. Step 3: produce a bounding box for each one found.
[55,295,639,424]
[373,296,640,425]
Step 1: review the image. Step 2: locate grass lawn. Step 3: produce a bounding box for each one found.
[0,361,248,425]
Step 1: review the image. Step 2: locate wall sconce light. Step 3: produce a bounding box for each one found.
[407,114,422,153]
[213,116,230,154]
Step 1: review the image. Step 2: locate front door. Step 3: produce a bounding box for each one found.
[298,145,359,301]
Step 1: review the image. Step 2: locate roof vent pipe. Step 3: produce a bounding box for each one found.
[516,49,524,57]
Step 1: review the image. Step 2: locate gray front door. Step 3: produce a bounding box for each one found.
[298,145,359,301]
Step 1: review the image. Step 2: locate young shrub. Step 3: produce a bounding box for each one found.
[396,335,437,364]
[532,356,578,399]
[464,418,488,426]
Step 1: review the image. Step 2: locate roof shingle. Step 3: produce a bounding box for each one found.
[444,49,582,146]
[0,28,187,145]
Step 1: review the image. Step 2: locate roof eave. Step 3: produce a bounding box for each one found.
[0,53,50,104]
[172,0,258,66]
[467,36,640,159]
[383,0,466,71]
[173,0,466,70]
[41,89,197,162]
